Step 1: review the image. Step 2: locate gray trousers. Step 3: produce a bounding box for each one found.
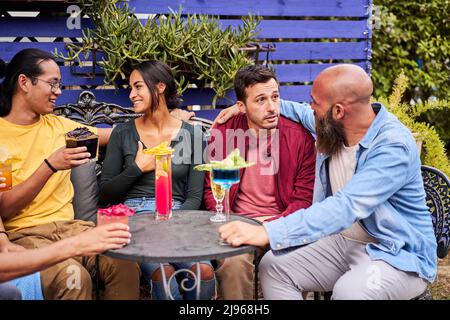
[259,234,427,300]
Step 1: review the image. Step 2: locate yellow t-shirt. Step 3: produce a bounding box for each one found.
[0,115,97,232]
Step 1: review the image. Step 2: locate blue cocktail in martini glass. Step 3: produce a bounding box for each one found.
[210,168,240,223]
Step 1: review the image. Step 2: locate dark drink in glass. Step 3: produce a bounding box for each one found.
[65,127,99,160]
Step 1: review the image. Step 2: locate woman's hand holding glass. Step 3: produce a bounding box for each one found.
[135,141,156,173]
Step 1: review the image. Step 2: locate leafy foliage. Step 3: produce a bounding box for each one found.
[372,0,450,101]
[378,71,450,176]
[372,0,450,156]
[56,0,260,106]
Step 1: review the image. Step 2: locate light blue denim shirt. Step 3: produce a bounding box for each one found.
[264,100,437,282]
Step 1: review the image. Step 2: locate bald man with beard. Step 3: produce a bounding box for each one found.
[214,64,437,300]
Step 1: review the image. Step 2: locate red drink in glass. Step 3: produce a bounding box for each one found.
[155,154,173,220]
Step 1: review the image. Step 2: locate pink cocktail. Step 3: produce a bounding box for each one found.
[97,204,135,226]
[155,154,173,220]
[97,214,129,226]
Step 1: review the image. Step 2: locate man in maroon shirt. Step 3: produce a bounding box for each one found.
[204,65,316,299]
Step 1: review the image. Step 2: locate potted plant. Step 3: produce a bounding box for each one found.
[378,71,450,176]
[56,0,261,106]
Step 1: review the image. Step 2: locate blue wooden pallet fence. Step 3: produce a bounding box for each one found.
[0,0,373,120]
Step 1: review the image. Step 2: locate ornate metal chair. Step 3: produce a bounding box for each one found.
[413,165,450,300]
[421,165,450,260]
[55,90,213,129]
[54,91,141,176]
[54,91,142,127]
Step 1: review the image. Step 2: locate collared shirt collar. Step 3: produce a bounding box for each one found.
[358,102,385,149]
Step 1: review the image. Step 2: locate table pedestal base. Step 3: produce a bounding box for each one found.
[160,262,201,300]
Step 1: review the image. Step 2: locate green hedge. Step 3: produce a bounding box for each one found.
[372,0,450,156]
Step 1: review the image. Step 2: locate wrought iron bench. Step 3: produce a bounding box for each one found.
[54,90,212,176]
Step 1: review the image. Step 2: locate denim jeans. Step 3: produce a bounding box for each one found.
[141,261,215,300]
[0,282,22,300]
[124,197,182,214]
[124,197,216,300]
[8,272,44,300]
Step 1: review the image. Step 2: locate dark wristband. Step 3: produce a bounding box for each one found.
[44,159,58,173]
[0,231,8,238]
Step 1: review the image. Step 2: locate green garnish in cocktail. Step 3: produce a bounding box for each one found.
[194,148,254,172]
[196,149,254,227]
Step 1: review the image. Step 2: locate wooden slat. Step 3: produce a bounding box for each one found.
[0,0,371,18]
[0,1,71,12]
[0,17,94,37]
[0,42,107,62]
[274,61,367,82]
[252,20,368,39]
[193,109,221,121]
[60,67,110,86]
[129,0,370,17]
[56,61,367,86]
[0,42,66,61]
[57,88,237,107]
[262,41,368,61]
[0,17,369,39]
[279,85,312,102]
[0,41,368,63]
[0,41,368,61]
[56,84,311,109]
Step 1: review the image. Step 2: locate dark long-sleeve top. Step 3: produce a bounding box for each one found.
[99,120,205,210]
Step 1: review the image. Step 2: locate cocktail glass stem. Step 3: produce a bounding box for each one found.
[223,187,231,222]
[215,199,223,215]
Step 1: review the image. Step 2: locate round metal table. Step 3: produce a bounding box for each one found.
[103,210,261,300]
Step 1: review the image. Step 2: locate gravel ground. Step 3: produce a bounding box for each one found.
[430,254,450,300]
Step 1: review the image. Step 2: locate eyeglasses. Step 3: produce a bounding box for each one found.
[30,77,63,93]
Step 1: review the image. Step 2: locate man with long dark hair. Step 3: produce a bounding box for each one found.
[0,49,140,299]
